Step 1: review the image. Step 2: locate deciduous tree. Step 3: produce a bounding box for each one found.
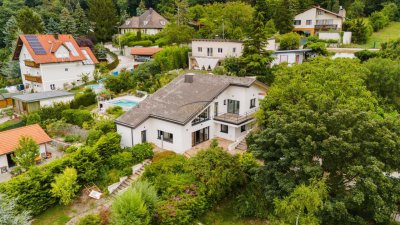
[12,136,39,171]
[51,167,80,205]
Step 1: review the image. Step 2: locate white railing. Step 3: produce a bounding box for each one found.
[228,129,252,151]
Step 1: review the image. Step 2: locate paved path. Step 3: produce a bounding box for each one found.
[104,44,141,73]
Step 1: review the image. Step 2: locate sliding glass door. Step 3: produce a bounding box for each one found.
[192,127,210,147]
[227,99,240,114]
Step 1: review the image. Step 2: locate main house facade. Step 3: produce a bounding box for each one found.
[13,34,98,92]
[293,6,346,35]
[115,73,267,154]
[189,39,276,70]
[119,8,168,35]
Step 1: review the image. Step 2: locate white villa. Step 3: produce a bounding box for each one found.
[13,34,98,92]
[189,39,277,70]
[115,73,268,154]
[189,38,309,69]
[293,6,346,35]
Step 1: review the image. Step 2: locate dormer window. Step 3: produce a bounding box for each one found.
[143,20,149,25]
[160,20,166,26]
[126,20,131,25]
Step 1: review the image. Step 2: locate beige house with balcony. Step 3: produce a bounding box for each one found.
[293,6,346,35]
[13,34,98,92]
[119,8,168,35]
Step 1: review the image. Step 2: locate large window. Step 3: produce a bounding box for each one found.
[294,20,301,25]
[250,98,256,108]
[221,124,228,133]
[207,48,213,56]
[192,127,209,146]
[198,47,202,52]
[192,107,210,125]
[227,99,240,114]
[306,20,312,25]
[218,48,223,53]
[157,130,173,143]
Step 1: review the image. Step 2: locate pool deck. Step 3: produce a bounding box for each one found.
[99,94,147,112]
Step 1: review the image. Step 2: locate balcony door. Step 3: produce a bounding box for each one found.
[227,99,240,114]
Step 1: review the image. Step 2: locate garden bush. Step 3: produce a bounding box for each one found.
[130,143,154,162]
[25,113,41,125]
[77,214,101,225]
[106,105,124,117]
[279,32,301,50]
[70,89,96,109]
[86,129,104,146]
[64,134,81,143]
[128,40,153,47]
[61,109,93,127]
[355,49,379,62]
[37,102,70,122]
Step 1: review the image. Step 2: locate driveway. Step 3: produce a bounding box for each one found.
[104,44,142,73]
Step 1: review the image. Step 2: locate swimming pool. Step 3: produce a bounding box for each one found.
[110,99,138,108]
[86,84,103,89]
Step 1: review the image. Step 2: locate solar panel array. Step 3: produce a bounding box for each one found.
[25,35,47,55]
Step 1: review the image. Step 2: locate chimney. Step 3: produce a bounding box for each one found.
[184,73,194,83]
[338,6,346,18]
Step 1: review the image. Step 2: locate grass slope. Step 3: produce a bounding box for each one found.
[32,205,70,225]
[198,199,268,225]
[359,22,400,48]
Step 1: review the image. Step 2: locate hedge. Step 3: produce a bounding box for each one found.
[61,109,93,127]
[106,49,119,71]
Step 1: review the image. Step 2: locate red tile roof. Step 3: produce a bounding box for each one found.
[131,47,162,56]
[80,47,99,64]
[13,34,98,64]
[0,124,52,155]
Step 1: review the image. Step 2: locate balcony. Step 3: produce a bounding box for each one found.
[214,107,258,125]
[315,24,338,31]
[24,60,40,68]
[24,74,42,83]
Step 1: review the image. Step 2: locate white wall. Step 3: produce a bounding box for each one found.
[117,82,267,153]
[39,95,74,107]
[40,62,95,92]
[318,32,341,40]
[39,144,46,154]
[0,154,8,170]
[294,8,317,29]
[271,52,305,66]
[19,44,95,92]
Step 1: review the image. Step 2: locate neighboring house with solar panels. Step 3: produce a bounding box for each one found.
[115,73,268,154]
[119,8,168,35]
[13,34,99,92]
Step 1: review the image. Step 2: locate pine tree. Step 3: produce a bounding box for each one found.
[88,0,118,42]
[73,3,89,36]
[16,7,45,34]
[274,0,294,34]
[175,0,190,25]
[3,16,20,53]
[136,0,146,16]
[60,8,77,35]
[241,11,273,82]
[45,17,60,34]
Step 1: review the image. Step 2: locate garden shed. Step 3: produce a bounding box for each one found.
[12,91,74,114]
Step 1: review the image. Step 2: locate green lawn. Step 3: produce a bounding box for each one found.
[198,199,268,225]
[32,205,71,225]
[358,22,400,48]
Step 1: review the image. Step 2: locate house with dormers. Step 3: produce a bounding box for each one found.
[119,8,168,35]
[13,34,98,92]
[115,73,268,154]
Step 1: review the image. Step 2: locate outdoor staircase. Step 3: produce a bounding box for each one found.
[235,138,248,151]
[110,159,152,198]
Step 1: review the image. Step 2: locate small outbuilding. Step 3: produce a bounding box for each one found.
[12,90,74,114]
[0,124,52,173]
[0,93,17,109]
[131,47,162,62]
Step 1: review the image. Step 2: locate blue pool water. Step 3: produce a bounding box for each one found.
[111,99,138,108]
[86,84,103,89]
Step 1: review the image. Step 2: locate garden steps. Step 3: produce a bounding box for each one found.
[235,138,248,151]
[110,159,152,198]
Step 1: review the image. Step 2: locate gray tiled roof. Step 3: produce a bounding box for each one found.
[12,91,74,102]
[116,74,261,128]
[119,8,168,29]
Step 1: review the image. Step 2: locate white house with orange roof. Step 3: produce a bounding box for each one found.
[293,6,346,36]
[0,124,52,174]
[13,34,99,92]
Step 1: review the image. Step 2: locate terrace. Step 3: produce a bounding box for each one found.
[214,107,258,125]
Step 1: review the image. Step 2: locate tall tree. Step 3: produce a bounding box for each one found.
[3,16,20,53]
[12,136,39,171]
[240,9,273,82]
[60,8,77,35]
[88,0,118,42]
[136,0,146,16]
[0,6,15,48]
[73,3,90,36]
[274,0,294,34]
[15,7,44,34]
[45,17,60,34]
[250,58,400,224]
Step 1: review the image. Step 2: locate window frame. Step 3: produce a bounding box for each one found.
[218,48,223,53]
[220,124,228,133]
[192,107,210,126]
[157,130,173,143]
[294,20,301,25]
[241,125,246,132]
[306,20,312,25]
[198,47,202,52]
[250,98,256,109]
